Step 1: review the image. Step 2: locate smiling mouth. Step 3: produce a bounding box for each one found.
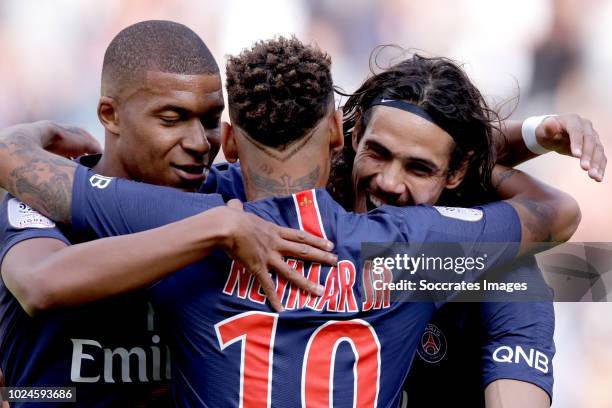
[171,164,206,181]
[366,193,386,211]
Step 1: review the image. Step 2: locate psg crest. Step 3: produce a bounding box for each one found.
[417,323,447,364]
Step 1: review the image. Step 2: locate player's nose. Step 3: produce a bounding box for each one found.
[182,121,211,158]
[375,162,407,196]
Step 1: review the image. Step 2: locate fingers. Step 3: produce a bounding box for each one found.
[278,227,334,251]
[540,116,564,144]
[55,123,103,157]
[589,145,607,181]
[554,115,606,180]
[577,122,595,171]
[85,135,103,155]
[552,115,582,157]
[563,115,590,161]
[73,129,102,155]
[585,122,606,181]
[234,221,332,312]
[227,199,244,211]
[270,257,325,297]
[277,239,338,265]
[252,267,285,312]
[252,257,326,313]
[81,138,103,156]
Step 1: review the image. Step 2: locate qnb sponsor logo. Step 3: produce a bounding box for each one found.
[89,174,113,189]
[492,345,549,374]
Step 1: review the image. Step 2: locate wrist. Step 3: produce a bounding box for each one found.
[521,115,557,155]
[196,206,237,251]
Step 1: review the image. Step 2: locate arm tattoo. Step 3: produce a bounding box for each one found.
[492,167,556,242]
[513,196,556,242]
[493,168,520,190]
[0,129,76,223]
[246,166,320,196]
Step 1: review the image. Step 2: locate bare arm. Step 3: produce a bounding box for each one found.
[483,168,561,407]
[482,116,589,408]
[0,122,90,223]
[485,379,550,408]
[1,203,334,316]
[492,165,581,255]
[495,116,606,181]
[2,222,223,317]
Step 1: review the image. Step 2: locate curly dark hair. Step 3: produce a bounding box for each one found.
[225,36,334,149]
[329,52,501,209]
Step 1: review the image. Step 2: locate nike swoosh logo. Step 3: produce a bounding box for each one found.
[380,98,395,103]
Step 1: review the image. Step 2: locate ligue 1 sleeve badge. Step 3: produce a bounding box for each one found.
[7,198,56,229]
[416,323,447,364]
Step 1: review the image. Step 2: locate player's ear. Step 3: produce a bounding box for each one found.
[445,152,473,189]
[97,96,120,135]
[221,121,239,163]
[329,109,344,153]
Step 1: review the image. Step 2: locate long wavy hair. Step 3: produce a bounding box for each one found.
[328,51,503,209]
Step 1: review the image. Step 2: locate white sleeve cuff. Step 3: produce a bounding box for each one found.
[521,115,557,155]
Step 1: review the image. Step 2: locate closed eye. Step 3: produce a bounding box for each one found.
[407,162,434,175]
[365,141,391,159]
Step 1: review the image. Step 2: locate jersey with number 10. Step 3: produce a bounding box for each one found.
[71,165,521,407]
[204,162,556,404]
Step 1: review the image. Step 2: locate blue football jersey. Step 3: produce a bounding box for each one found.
[203,161,556,405]
[0,155,170,408]
[71,165,522,407]
[200,162,246,202]
[478,298,555,398]
[402,300,554,406]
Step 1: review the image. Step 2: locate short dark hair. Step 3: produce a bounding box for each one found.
[225,36,333,149]
[329,52,501,208]
[102,20,218,94]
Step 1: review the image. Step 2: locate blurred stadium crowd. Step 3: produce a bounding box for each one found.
[0,0,610,406]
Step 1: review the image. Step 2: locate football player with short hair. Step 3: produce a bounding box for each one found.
[0,22,331,407]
